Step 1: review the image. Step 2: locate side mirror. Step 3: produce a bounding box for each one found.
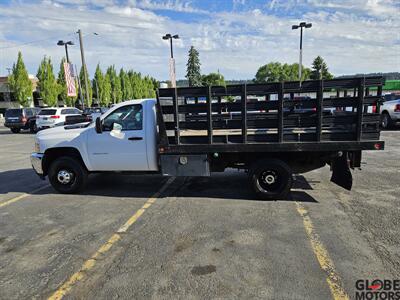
[112,122,122,133]
[95,117,103,134]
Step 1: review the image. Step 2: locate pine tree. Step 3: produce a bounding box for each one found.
[36,56,59,107]
[186,46,202,87]
[8,51,33,107]
[57,57,76,107]
[80,65,93,107]
[311,56,333,80]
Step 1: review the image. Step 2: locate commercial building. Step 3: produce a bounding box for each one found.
[0,75,40,115]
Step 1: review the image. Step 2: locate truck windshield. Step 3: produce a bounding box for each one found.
[38,109,57,115]
[5,109,22,117]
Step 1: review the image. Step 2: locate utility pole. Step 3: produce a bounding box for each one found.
[292,22,312,86]
[77,29,90,107]
[75,64,84,110]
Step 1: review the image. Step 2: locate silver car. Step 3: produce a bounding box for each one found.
[381,98,400,129]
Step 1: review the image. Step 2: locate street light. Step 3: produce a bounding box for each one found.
[57,40,74,63]
[292,22,312,85]
[162,33,179,87]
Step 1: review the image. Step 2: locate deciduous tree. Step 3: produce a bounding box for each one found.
[201,72,225,86]
[80,65,93,107]
[37,56,59,107]
[107,65,122,103]
[8,51,33,107]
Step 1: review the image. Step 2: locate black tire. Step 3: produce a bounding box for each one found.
[249,159,293,200]
[11,128,20,133]
[29,121,36,133]
[48,157,88,194]
[381,112,392,129]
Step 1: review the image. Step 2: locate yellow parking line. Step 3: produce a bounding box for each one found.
[48,177,175,300]
[0,185,50,208]
[296,202,349,300]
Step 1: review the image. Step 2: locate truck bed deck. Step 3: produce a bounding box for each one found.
[156,77,384,154]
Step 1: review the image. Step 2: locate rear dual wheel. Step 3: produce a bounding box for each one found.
[249,159,293,200]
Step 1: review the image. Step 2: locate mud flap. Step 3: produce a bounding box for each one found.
[330,152,352,191]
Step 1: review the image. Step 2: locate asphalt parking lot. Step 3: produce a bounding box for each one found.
[0,125,399,300]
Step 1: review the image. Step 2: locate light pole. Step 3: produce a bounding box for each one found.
[162,33,179,87]
[292,22,312,85]
[57,40,74,63]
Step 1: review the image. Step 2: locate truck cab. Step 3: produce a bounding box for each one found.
[32,99,159,193]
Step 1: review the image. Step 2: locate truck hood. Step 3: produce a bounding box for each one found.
[36,122,91,152]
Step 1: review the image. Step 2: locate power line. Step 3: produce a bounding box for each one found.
[0,33,75,50]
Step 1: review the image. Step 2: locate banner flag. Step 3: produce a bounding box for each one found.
[64,62,77,97]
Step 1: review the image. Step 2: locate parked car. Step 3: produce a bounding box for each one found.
[36,107,82,130]
[4,107,41,133]
[83,107,108,121]
[380,98,400,129]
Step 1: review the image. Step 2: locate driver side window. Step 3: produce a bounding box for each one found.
[103,104,143,131]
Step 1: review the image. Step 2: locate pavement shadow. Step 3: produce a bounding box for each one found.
[0,129,33,135]
[0,168,318,203]
[0,168,47,194]
[172,172,319,203]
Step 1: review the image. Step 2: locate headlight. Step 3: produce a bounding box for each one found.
[34,141,40,153]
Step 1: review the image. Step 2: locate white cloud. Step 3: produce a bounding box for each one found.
[0,0,398,81]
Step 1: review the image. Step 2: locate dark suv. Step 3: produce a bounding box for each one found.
[4,107,41,133]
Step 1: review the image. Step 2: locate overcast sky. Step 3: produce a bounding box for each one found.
[0,0,399,81]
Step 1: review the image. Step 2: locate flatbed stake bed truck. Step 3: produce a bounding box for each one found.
[31,77,384,199]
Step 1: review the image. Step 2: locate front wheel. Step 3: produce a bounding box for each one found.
[11,128,20,133]
[249,159,293,200]
[48,157,88,194]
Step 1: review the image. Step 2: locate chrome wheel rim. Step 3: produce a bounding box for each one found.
[57,170,73,185]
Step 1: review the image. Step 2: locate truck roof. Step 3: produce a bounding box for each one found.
[111,98,156,108]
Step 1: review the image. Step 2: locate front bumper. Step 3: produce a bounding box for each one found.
[31,153,45,179]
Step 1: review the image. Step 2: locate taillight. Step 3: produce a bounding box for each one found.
[50,115,60,119]
[395,104,400,112]
[372,105,377,113]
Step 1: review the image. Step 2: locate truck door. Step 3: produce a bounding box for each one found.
[87,104,148,171]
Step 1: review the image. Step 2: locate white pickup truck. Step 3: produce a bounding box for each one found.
[31,79,385,199]
[32,99,159,193]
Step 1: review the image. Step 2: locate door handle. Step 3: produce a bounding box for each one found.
[128,136,143,141]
